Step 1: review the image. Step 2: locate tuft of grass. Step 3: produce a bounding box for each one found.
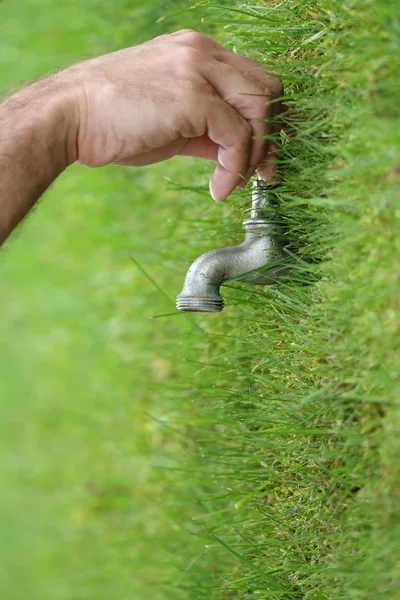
[0,0,399,599]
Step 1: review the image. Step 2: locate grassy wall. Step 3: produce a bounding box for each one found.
[0,1,398,599]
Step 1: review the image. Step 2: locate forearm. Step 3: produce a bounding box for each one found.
[0,78,77,244]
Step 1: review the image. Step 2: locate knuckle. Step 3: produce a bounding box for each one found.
[268,78,284,96]
[175,46,201,77]
[253,71,284,96]
[176,29,206,45]
[175,28,197,36]
[176,111,204,139]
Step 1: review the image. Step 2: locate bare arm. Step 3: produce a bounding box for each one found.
[0,30,283,244]
[0,80,77,244]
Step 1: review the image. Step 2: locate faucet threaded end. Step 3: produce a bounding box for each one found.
[176,295,224,312]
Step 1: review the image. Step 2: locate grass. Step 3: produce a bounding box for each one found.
[0,0,399,599]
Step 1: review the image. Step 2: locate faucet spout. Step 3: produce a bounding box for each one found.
[176,181,288,313]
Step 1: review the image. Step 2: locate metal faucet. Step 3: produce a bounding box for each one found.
[176,178,288,312]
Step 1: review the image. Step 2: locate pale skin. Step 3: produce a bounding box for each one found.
[0,29,284,245]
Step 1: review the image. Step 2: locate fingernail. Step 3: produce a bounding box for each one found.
[209,178,226,202]
[257,171,280,184]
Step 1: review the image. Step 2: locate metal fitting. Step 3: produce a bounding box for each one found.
[176,179,287,313]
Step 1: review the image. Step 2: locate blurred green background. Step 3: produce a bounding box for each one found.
[0,1,399,599]
[0,2,208,597]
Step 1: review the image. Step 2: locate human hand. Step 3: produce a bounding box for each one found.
[62,30,284,201]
